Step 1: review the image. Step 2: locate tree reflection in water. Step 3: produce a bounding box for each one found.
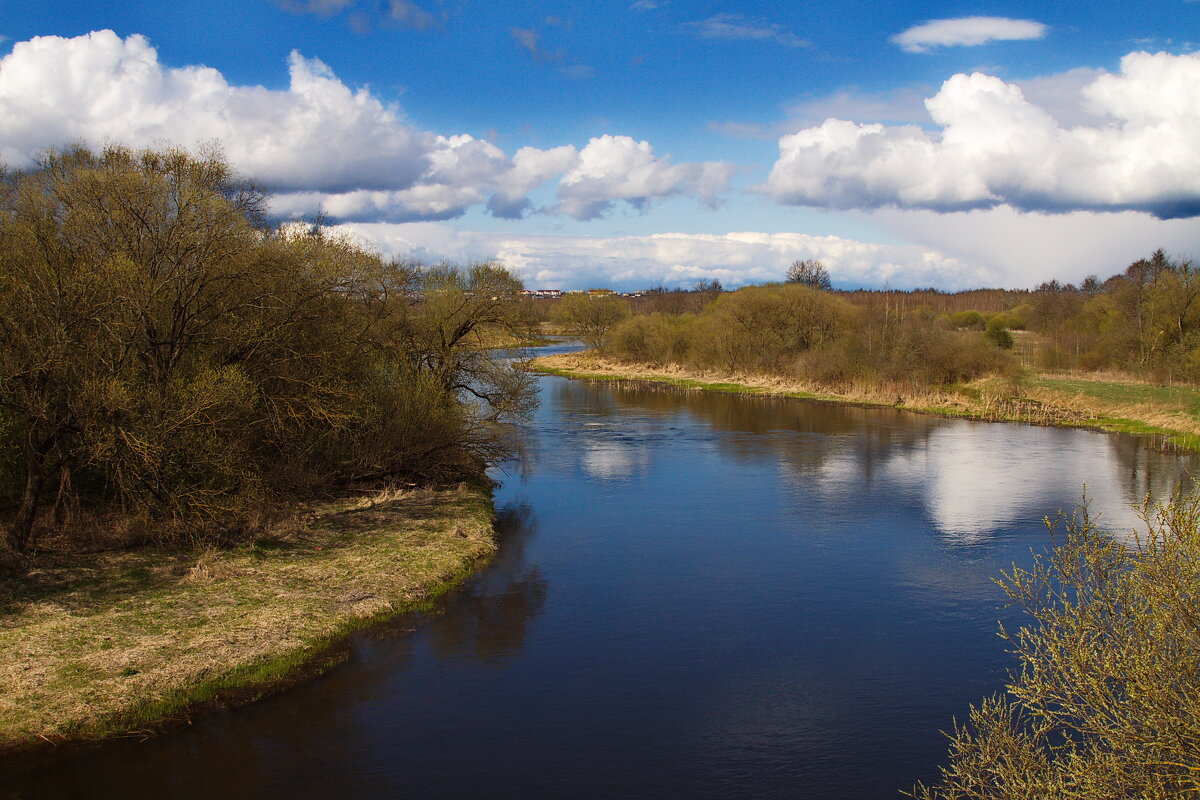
[427,502,548,665]
[557,378,1199,544]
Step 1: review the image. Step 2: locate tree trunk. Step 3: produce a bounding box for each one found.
[9,448,47,554]
[54,464,76,526]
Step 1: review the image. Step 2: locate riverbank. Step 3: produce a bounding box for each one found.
[0,483,496,755]
[533,351,1200,451]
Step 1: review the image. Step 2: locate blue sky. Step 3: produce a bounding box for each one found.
[2,1,1198,289]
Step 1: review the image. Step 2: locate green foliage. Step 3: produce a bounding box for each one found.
[985,318,1014,349]
[0,145,534,556]
[988,312,1025,331]
[946,310,986,330]
[914,494,1200,799]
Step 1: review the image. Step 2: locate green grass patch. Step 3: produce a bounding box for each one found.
[1028,376,1200,418]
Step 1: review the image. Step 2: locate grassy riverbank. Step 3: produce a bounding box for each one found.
[0,484,496,754]
[534,352,1200,450]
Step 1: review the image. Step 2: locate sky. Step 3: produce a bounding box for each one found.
[1,1,1198,290]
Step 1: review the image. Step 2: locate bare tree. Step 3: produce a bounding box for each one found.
[786,259,832,290]
[550,293,630,350]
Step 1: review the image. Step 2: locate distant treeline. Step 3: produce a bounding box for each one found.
[553,282,1016,390]
[0,145,537,561]
[547,249,1199,386]
[1019,250,1200,379]
[838,287,1029,314]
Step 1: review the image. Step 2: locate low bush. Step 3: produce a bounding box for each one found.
[603,284,1015,390]
[985,318,1014,349]
[946,310,986,330]
[914,492,1200,799]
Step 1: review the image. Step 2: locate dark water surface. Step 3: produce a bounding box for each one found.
[9,343,1198,799]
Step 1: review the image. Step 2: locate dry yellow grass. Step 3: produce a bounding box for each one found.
[534,352,992,412]
[0,484,495,750]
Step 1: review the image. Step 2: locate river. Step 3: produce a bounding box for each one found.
[8,341,1197,799]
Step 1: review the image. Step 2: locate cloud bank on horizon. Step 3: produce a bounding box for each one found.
[339,224,990,290]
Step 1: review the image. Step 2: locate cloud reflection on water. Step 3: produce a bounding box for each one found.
[580,441,649,482]
[873,425,1176,544]
[550,379,1198,547]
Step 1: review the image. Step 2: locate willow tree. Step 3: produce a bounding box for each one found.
[0,144,266,554]
[0,145,535,561]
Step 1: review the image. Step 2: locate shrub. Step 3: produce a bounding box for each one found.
[607,313,697,366]
[985,318,1015,349]
[946,310,986,330]
[693,284,857,373]
[551,293,630,350]
[914,494,1200,799]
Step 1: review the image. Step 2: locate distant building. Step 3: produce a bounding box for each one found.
[586,288,615,296]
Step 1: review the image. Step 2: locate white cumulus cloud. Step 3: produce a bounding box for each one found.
[554,135,735,220]
[891,16,1047,53]
[760,51,1200,219]
[0,30,433,193]
[271,137,582,222]
[0,30,731,223]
